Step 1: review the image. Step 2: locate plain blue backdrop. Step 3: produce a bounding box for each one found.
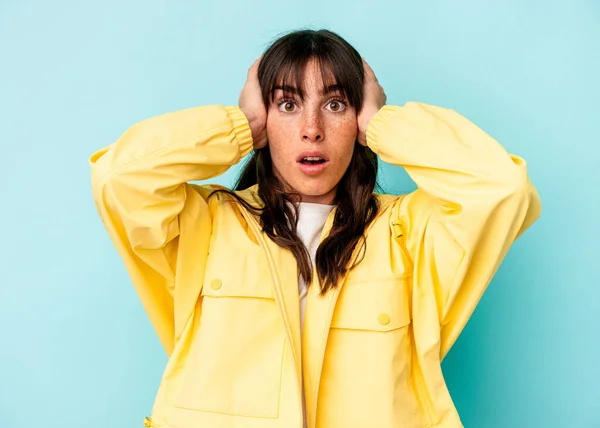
[1,1,598,427]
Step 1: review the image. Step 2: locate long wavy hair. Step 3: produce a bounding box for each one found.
[215,29,380,295]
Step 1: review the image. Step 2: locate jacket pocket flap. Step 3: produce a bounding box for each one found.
[331,277,411,332]
[201,254,274,299]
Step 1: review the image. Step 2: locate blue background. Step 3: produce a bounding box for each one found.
[1,1,598,427]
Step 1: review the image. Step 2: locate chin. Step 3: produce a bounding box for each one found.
[295,183,337,203]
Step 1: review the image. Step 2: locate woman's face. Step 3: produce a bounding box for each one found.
[266,59,358,205]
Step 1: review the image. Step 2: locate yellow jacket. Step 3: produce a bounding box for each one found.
[90,103,541,428]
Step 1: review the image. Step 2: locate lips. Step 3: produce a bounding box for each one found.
[299,156,326,165]
[296,151,329,163]
[296,151,329,175]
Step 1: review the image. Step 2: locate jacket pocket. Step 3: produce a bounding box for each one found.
[331,276,411,331]
[174,260,285,419]
[318,276,416,427]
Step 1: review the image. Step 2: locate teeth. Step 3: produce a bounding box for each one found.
[303,157,323,161]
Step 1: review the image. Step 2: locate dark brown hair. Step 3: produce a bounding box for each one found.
[215,29,379,295]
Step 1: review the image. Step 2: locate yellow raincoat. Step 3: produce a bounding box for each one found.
[90,102,541,428]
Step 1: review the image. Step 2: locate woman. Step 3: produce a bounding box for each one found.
[90,29,541,428]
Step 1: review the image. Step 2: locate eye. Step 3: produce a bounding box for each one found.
[326,99,347,112]
[277,98,297,113]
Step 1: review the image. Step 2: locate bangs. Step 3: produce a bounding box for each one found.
[258,30,364,110]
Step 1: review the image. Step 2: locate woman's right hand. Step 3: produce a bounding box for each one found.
[239,57,268,149]
[357,59,387,147]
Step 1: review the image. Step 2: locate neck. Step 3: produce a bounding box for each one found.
[298,190,337,205]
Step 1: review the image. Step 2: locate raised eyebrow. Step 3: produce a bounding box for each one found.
[321,84,345,96]
[272,85,299,95]
[272,84,344,97]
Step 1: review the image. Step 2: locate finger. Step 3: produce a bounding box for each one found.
[248,56,262,76]
[362,58,374,77]
[363,59,380,85]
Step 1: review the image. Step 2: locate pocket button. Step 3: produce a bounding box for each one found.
[210,278,223,290]
[377,313,391,326]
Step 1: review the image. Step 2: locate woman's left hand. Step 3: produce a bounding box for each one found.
[357,59,387,146]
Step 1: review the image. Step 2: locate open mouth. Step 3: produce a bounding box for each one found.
[299,156,327,165]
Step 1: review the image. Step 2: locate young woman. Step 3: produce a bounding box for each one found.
[90,29,541,428]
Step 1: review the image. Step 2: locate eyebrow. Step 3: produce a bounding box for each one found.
[272,84,345,97]
[321,84,345,96]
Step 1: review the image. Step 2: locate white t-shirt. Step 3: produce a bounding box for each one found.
[294,201,335,428]
[295,202,335,330]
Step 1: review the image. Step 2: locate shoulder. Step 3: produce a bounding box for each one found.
[374,192,409,211]
[187,183,263,219]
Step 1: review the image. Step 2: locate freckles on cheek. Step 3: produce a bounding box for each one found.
[331,115,358,138]
[267,117,298,147]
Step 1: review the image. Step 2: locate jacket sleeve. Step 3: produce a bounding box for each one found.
[90,105,253,355]
[366,102,541,359]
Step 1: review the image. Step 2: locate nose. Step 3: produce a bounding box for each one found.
[301,109,324,143]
